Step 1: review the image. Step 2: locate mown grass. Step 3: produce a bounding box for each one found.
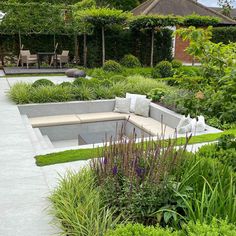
[35,129,236,166]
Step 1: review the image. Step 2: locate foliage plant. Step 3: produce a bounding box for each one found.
[105,223,180,236]
[103,60,122,73]
[182,218,236,235]
[49,169,121,236]
[173,156,236,225]
[152,60,174,78]
[91,130,192,225]
[175,26,236,80]
[120,54,141,68]
[32,79,54,88]
[147,87,168,102]
[171,59,182,69]
[197,134,236,171]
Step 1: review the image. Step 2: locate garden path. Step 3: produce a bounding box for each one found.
[0,77,88,236]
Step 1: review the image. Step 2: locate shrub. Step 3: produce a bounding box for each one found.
[73,77,87,87]
[197,135,236,171]
[174,156,236,224]
[103,60,122,73]
[126,75,169,95]
[171,59,182,69]
[8,82,31,104]
[120,54,141,68]
[30,85,74,103]
[59,81,72,87]
[32,79,54,88]
[110,75,126,82]
[105,223,179,236]
[91,132,191,225]
[147,87,167,102]
[72,85,95,101]
[183,219,236,235]
[94,86,113,99]
[176,66,201,77]
[87,68,116,80]
[152,61,174,78]
[123,67,152,77]
[49,169,121,236]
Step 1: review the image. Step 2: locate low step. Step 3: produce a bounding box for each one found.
[34,128,49,149]
[43,135,54,149]
[21,115,42,152]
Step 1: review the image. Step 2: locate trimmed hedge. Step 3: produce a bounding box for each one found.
[212,27,236,44]
[0,28,173,67]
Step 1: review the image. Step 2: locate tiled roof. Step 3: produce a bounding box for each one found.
[132,0,236,25]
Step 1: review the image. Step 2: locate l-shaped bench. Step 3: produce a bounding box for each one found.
[18,99,221,140]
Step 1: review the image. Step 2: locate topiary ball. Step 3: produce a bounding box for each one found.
[103,60,122,73]
[65,69,78,77]
[120,54,141,68]
[152,60,174,78]
[59,81,73,87]
[171,59,183,69]
[32,79,54,88]
[73,77,87,87]
[73,70,86,78]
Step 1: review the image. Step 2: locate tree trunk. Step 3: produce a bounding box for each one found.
[150,28,154,67]
[102,26,105,66]
[83,33,87,68]
[74,34,79,65]
[18,30,22,49]
[53,34,56,48]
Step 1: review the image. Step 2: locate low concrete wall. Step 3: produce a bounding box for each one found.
[149,103,181,129]
[18,100,116,118]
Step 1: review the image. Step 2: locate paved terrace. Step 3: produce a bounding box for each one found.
[0,74,88,235]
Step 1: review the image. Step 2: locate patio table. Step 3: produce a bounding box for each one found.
[37,52,57,69]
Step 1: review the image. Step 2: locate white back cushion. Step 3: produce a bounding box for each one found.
[134,97,151,117]
[126,93,146,113]
[114,97,131,114]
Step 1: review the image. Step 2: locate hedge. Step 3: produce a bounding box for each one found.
[212,26,236,44]
[0,28,173,67]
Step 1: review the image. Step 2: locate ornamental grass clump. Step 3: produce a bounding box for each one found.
[91,127,191,225]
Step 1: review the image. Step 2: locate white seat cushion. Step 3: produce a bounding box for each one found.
[30,115,80,127]
[77,112,127,123]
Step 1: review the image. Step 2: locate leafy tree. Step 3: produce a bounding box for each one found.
[218,0,235,17]
[129,15,179,67]
[175,26,236,80]
[96,0,140,11]
[79,7,130,65]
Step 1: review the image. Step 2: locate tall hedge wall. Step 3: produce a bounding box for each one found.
[212,27,236,44]
[0,28,173,67]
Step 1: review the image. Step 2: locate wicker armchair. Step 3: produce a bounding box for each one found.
[20,50,37,69]
[55,50,69,68]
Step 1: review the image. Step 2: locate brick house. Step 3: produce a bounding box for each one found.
[132,0,236,64]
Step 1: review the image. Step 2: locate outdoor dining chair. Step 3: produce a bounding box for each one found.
[54,50,69,68]
[20,50,38,69]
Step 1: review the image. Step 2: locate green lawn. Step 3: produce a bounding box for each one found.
[35,129,236,166]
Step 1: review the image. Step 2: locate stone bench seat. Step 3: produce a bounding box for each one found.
[29,112,175,137]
